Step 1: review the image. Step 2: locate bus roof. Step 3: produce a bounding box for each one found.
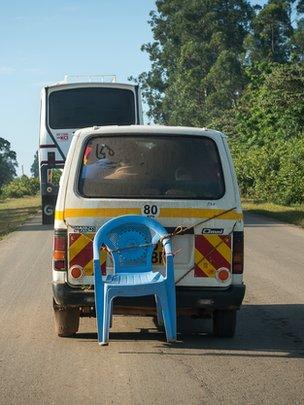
[43,81,138,91]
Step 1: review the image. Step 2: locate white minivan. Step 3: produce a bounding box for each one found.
[52,125,245,337]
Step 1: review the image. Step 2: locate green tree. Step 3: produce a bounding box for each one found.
[30,151,39,178]
[0,137,17,190]
[219,62,304,204]
[232,63,304,144]
[291,18,304,61]
[2,175,40,199]
[244,0,294,63]
[291,2,304,61]
[137,0,253,125]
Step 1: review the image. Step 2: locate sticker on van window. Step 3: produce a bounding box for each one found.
[202,228,224,235]
[141,204,159,218]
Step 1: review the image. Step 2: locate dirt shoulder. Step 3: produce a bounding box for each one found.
[242,200,304,228]
[0,195,41,239]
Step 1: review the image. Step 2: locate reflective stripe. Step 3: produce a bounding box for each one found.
[69,233,91,261]
[204,235,231,264]
[194,235,231,277]
[194,248,216,277]
[69,233,106,276]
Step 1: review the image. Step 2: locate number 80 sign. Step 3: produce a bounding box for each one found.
[141,204,159,218]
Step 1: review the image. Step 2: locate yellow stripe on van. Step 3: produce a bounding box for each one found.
[159,208,242,220]
[55,210,64,220]
[55,208,242,221]
[65,208,140,218]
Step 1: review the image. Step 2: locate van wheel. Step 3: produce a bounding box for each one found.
[53,302,80,337]
[213,309,236,337]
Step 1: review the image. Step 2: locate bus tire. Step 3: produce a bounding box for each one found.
[213,309,236,337]
[53,304,80,337]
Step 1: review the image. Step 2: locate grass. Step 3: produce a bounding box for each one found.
[1,195,302,239]
[0,195,41,239]
[242,200,304,228]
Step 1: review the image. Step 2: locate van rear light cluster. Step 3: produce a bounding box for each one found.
[53,229,67,271]
[232,231,244,274]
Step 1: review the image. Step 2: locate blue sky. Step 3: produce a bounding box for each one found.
[0,0,266,175]
[0,0,156,174]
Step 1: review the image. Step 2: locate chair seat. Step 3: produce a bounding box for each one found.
[105,271,164,286]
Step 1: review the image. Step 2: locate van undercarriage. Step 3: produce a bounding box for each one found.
[53,282,245,316]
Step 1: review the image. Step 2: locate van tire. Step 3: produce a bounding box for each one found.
[53,303,80,337]
[213,309,236,337]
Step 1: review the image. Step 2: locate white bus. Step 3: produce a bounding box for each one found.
[39,75,143,224]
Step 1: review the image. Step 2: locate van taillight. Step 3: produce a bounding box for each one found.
[232,231,244,274]
[53,230,67,271]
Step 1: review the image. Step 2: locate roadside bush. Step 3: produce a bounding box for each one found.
[230,137,304,205]
[1,175,40,199]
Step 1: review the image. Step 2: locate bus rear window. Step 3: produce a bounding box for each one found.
[78,135,225,200]
[49,88,135,129]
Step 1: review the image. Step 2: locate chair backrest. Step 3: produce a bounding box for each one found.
[93,215,172,274]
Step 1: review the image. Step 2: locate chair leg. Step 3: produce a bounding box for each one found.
[110,300,114,328]
[155,294,164,327]
[95,285,105,345]
[166,284,177,340]
[100,290,112,346]
[157,293,177,342]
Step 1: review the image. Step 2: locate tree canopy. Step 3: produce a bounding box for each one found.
[137,0,253,124]
[30,151,39,178]
[137,0,304,204]
[0,137,17,190]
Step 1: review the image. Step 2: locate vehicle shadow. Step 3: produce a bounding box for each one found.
[75,304,304,359]
[18,215,53,231]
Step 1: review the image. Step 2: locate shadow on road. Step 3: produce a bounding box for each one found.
[244,212,289,227]
[74,304,304,359]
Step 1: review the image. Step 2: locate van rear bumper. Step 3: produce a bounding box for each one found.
[52,282,246,314]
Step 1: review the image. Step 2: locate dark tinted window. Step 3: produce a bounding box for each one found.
[79,135,225,200]
[49,88,135,129]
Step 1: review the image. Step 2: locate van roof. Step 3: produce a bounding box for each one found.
[74,125,225,140]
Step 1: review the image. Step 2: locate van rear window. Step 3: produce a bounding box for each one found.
[78,135,225,199]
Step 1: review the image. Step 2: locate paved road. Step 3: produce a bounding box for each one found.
[0,214,303,405]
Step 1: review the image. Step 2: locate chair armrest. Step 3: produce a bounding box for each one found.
[165,253,174,281]
[93,258,104,286]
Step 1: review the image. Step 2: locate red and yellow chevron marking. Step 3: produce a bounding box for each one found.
[194,235,231,277]
[69,233,106,276]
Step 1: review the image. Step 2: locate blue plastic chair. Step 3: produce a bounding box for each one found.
[93,215,177,345]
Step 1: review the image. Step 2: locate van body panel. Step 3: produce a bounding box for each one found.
[54,126,243,292]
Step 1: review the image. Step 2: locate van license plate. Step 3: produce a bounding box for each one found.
[152,244,164,265]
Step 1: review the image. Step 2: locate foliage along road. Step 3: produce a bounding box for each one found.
[0,213,303,404]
